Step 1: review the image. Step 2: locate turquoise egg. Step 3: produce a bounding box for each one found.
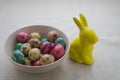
[15,43,23,50]
[40,38,48,43]
[55,38,66,47]
[12,50,25,64]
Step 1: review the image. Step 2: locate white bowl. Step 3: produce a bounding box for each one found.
[5,25,70,73]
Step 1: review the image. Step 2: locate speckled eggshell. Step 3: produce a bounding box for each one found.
[15,43,23,50]
[12,50,25,64]
[47,31,60,42]
[32,60,41,66]
[50,44,65,60]
[28,38,40,48]
[40,38,48,43]
[28,48,41,61]
[40,41,55,54]
[17,32,30,43]
[24,57,32,66]
[55,37,66,47]
[51,43,56,49]
[40,54,55,65]
[20,43,31,56]
[30,32,41,40]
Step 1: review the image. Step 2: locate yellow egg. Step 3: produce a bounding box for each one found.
[20,43,31,55]
[47,31,60,42]
[29,48,41,61]
[40,54,55,65]
[30,32,41,40]
[28,38,40,48]
[24,57,31,66]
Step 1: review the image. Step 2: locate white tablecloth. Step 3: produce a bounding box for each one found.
[0,0,120,80]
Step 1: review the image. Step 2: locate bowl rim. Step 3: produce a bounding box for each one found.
[5,25,70,68]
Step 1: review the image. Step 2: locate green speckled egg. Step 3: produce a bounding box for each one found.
[12,50,25,64]
[55,38,66,47]
[40,38,48,43]
[12,57,17,62]
[15,43,23,50]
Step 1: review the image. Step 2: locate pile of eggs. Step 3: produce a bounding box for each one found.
[12,31,66,66]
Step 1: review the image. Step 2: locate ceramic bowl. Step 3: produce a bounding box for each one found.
[5,25,70,73]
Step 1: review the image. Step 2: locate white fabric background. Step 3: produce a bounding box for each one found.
[0,0,120,80]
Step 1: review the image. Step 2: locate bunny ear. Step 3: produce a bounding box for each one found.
[79,13,88,27]
[73,17,84,30]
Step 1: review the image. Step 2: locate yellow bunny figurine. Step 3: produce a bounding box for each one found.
[68,13,98,64]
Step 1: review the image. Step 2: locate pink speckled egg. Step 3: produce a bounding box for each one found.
[32,60,41,66]
[17,32,30,43]
[40,41,55,54]
[50,44,64,60]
